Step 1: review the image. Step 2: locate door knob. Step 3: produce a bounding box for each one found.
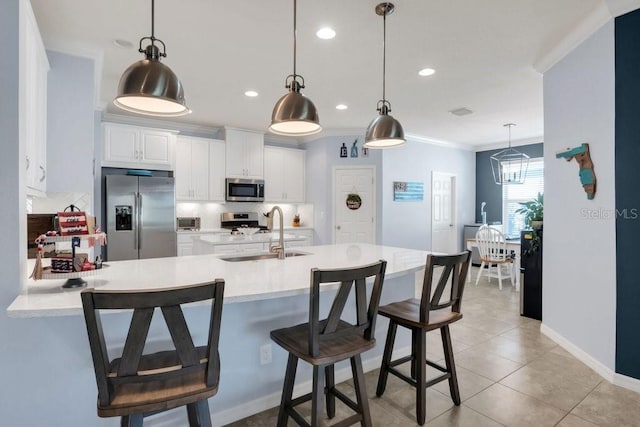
[336,225,341,230]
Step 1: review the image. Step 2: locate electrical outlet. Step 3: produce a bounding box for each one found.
[259,344,272,365]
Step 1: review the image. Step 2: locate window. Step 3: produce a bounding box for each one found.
[502,158,544,238]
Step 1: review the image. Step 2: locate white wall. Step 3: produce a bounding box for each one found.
[542,21,616,370]
[304,136,384,245]
[381,139,476,251]
[46,51,95,194]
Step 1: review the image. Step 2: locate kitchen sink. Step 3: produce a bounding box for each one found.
[219,251,309,262]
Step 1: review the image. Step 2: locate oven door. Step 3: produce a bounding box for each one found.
[226,178,264,202]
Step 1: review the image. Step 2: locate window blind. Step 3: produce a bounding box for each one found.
[502,157,544,238]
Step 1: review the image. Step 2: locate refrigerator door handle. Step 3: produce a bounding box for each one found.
[137,192,143,251]
[133,192,139,250]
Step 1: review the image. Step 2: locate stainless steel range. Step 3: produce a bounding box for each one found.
[220,212,269,232]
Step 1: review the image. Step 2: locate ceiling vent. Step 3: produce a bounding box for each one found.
[449,107,473,117]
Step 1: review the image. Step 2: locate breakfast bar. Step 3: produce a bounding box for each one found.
[7,243,428,425]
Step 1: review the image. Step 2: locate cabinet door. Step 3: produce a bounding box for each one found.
[21,0,49,195]
[264,146,305,202]
[264,147,284,201]
[140,130,173,167]
[283,149,305,202]
[244,132,264,179]
[224,128,264,178]
[209,140,226,201]
[190,139,210,200]
[175,137,193,200]
[103,124,139,164]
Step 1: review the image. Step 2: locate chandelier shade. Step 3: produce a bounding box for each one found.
[269,0,321,136]
[114,0,190,117]
[490,123,529,185]
[363,3,405,149]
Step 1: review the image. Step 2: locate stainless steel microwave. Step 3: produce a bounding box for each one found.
[177,217,201,231]
[225,178,265,202]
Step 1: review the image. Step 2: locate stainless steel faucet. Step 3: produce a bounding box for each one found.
[267,206,285,259]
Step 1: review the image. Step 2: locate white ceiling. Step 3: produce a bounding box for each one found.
[29,0,638,147]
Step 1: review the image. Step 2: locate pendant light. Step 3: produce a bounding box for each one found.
[269,0,321,136]
[490,123,529,185]
[114,0,190,117]
[364,3,405,149]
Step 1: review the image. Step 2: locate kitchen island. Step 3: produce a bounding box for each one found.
[7,244,428,425]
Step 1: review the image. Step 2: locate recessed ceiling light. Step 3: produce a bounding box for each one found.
[244,90,259,97]
[112,39,134,49]
[335,104,348,110]
[418,68,435,77]
[316,27,336,40]
[449,107,473,116]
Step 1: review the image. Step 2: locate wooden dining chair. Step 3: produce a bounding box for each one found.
[474,225,514,289]
[376,251,471,426]
[81,280,225,427]
[270,260,387,427]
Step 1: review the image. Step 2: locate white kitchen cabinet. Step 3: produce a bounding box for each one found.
[102,123,176,170]
[208,139,226,201]
[264,146,305,203]
[177,233,199,256]
[224,128,264,179]
[20,0,49,196]
[175,136,210,200]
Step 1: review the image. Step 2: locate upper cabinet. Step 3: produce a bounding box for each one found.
[208,139,226,201]
[264,146,305,203]
[224,128,264,179]
[102,123,176,170]
[20,0,49,196]
[175,136,209,200]
[175,136,225,202]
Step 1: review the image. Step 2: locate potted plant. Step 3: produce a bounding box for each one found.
[516,192,543,254]
[516,192,543,230]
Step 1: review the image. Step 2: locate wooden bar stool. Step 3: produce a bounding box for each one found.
[376,251,471,425]
[81,280,225,427]
[270,260,387,427]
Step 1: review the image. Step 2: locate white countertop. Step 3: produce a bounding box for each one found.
[7,244,428,318]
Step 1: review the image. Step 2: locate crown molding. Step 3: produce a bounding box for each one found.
[474,136,544,152]
[405,133,475,151]
[101,112,221,137]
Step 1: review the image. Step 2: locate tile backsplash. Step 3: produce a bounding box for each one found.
[29,192,93,214]
[176,202,314,229]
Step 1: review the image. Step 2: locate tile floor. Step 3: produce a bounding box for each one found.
[226,267,640,427]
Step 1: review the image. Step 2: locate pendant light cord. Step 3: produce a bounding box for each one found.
[293,0,297,78]
[151,0,155,44]
[382,8,387,103]
[504,123,516,149]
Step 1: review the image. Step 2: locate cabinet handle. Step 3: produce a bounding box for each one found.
[39,166,46,182]
[26,156,30,170]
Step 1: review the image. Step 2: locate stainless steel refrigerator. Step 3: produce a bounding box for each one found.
[105,175,177,261]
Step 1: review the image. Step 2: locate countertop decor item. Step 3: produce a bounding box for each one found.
[269,0,321,136]
[490,123,529,185]
[113,0,190,117]
[364,3,406,149]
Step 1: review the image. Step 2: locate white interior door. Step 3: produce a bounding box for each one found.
[334,167,375,244]
[431,171,457,253]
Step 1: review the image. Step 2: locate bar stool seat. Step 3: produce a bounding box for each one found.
[271,319,376,365]
[271,260,387,427]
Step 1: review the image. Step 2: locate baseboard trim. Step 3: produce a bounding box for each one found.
[210,345,412,426]
[540,323,640,393]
